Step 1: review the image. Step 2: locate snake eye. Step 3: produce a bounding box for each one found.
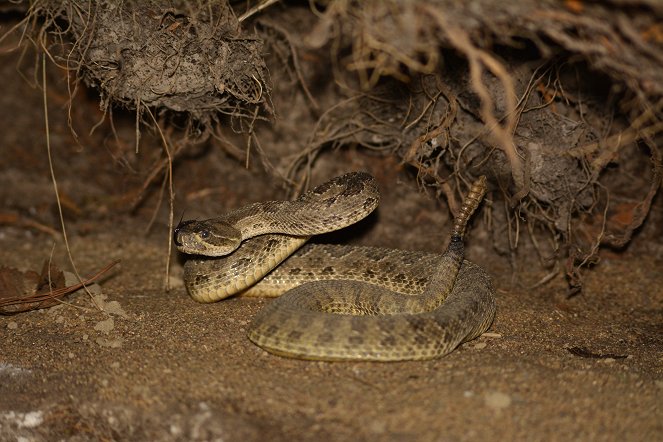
[199,230,210,240]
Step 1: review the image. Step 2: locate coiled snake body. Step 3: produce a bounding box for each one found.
[174,172,495,361]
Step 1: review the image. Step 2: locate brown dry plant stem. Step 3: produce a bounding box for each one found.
[0,260,120,314]
[145,108,175,292]
[402,78,461,214]
[41,52,103,312]
[238,0,281,23]
[0,212,60,237]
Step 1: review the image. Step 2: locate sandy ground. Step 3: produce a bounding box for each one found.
[1,195,662,441]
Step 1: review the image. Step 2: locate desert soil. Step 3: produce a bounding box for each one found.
[1,172,662,441]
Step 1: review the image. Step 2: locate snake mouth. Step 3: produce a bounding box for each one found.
[173,219,197,247]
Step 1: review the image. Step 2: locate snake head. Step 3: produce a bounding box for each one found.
[173,219,242,256]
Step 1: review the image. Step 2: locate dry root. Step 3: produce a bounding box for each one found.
[285,0,662,289]
[10,0,662,290]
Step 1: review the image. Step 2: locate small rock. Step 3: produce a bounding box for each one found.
[94,317,115,333]
[63,271,78,287]
[95,337,123,348]
[7,321,18,330]
[103,300,127,318]
[18,411,43,428]
[87,284,103,295]
[92,293,108,305]
[484,391,512,410]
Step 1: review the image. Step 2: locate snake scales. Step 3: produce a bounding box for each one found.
[174,172,495,361]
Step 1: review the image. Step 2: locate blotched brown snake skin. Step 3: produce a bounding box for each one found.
[174,172,495,361]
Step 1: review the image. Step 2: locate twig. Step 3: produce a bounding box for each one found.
[0,212,60,237]
[41,52,103,312]
[145,107,175,292]
[0,260,120,311]
[238,0,281,23]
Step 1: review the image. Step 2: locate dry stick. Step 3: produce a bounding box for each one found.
[41,54,103,312]
[64,0,96,139]
[0,12,32,49]
[131,156,171,210]
[244,106,262,169]
[131,120,196,210]
[591,121,663,172]
[576,184,610,270]
[238,0,280,22]
[0,212,60,237]
[0,259,119,309]
[251,132,279,178]
[514,62,555,124]
[145,169,170,235]
[145,107,175,292]
[616,14,663,65]
[403,98,462,212]
[45,243,86,311]
[135,97,142,154]
[569,97,663,161]
[348,37,423,87]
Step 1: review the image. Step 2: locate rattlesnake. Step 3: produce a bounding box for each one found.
[174,172,495,361]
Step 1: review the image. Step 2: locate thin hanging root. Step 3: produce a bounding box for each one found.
[424,6,524,192]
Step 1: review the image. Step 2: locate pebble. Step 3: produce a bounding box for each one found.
[95,337,123,348]
[103,300,127,318]
[484,391,512,410]
[94,317,115,333]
